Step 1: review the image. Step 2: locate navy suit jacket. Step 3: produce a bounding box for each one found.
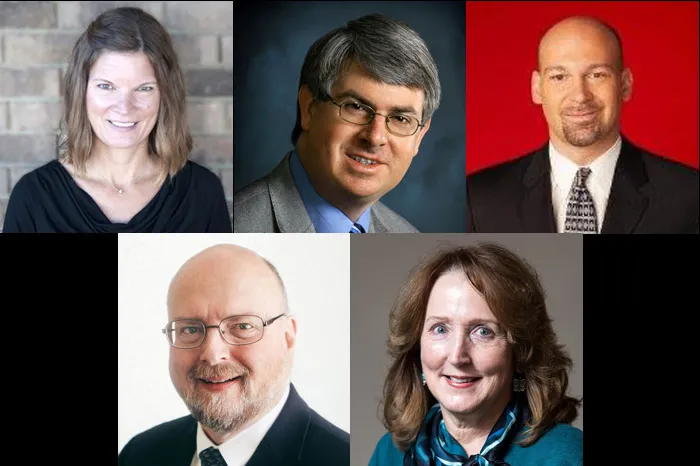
[118,384,349,466]
[466,137,699,233]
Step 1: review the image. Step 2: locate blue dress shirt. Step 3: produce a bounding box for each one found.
[289,150,371,233]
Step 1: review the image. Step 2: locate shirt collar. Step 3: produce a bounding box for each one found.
[289,150,371,233]
[194,384,290,466]
[549,135,621,198]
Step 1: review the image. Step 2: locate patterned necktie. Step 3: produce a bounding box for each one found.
[564,167,598,234]
[199,447,227,466]
[350,223,365,234]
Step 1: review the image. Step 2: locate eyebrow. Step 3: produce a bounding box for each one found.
[170,313,259,322]
[90,77,158,86]
[168,317,222,327]
[543,64,616,74]
[334,90,419,116]
[424,316,500,327]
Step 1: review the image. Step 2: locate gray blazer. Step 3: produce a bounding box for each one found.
[234,153,419,233]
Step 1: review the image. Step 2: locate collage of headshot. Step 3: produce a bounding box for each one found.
[130,0,691,464]
[1,0,695,465]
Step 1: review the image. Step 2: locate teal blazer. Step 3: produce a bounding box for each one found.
[369,423,582,465]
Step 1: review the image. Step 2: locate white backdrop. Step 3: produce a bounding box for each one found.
[117,233,351,453]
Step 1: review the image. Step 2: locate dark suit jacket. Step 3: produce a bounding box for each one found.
[466,137,699,233]
[118,384,350,466]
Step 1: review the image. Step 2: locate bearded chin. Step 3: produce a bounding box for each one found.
[562,122,603,147]
[180,356,292,437]
[183,385,263,436]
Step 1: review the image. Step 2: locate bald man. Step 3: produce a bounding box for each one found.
[466,16,698,234]
[118,245,350,466]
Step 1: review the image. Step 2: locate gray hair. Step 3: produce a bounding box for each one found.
[291,14,441,145]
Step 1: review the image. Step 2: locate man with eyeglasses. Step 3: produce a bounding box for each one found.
[233,14,440,233]
[118,244,350,466]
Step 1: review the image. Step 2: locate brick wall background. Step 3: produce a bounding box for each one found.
[0,1,233,231]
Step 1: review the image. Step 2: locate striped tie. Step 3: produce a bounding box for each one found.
[564,167,598,234]
[350,223,365,234]
[199,447,227,466]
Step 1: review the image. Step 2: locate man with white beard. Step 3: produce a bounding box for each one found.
[118,244,350,466]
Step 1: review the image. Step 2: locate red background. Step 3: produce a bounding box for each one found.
[465,1,699,174]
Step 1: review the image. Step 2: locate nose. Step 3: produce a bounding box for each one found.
[360,114,388,146]
[112,90,137,114]
[570,75,593,103]
[446,330,472,366]
[198,327,231,364]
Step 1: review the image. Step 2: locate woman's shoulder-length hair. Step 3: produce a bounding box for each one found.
[58,7,192,181]
[381,242,582,451]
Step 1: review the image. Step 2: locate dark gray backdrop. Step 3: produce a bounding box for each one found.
[233,1,466,232]
[350,234,584,466]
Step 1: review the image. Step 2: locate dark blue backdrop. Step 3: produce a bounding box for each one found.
[234,1,466,232]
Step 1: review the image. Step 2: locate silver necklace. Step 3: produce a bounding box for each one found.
[103,174,143,194]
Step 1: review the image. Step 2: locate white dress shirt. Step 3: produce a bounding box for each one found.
[549,136,621,233]
[190,384,290,466]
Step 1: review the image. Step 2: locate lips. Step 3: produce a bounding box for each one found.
[108,120,138,128]
[442,375,482,389]
[196,375,241,393]
[444,375,481,383]
[199,376,239,384]
[346,151,381,166]
[563,109,598,117]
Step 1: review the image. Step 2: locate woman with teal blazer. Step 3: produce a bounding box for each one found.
[369,244,583,466]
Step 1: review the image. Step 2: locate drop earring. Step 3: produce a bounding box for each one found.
[513,374,526,392]
[421,372,426,386]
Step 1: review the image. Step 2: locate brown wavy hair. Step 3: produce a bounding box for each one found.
[381,243,582,451]
[58,7,192,181]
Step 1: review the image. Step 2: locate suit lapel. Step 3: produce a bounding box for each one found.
[168,416,198,466]
[246,384,310,466]
[369,215,378,233]
[267,153,315,233]
[601,139,649,233]
[519,147,557,232]
[369,206,388,233]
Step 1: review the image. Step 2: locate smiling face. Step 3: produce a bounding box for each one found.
[420,270,513,422]
[86,51,160,153]
[167,245,296,440]
[532,18,632,154]
[297,61,431,208]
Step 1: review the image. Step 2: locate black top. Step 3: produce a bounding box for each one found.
[2,160,232,233]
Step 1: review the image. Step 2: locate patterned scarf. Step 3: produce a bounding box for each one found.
[404,394,530,466]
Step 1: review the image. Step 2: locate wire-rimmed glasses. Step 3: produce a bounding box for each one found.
[328,98,424,136]
[162,313,286,348]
